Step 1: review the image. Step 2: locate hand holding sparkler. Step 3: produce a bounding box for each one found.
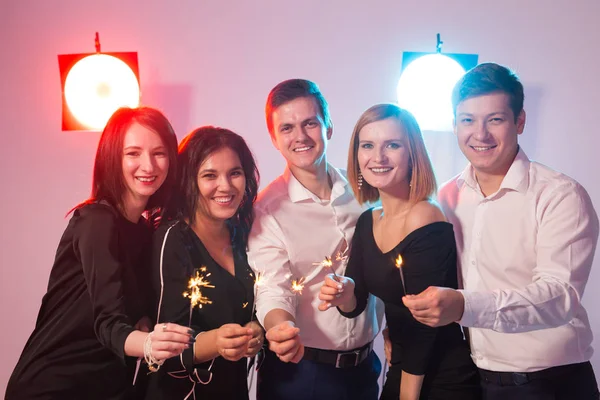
[243,321,264,357]
[215,323,254,362]
[318,274,356,312]
[265,321,304,363]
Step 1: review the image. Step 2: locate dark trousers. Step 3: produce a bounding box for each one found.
[480,361,599,400]
[256,347,381,400]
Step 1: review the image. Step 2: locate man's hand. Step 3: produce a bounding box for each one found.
[244,321,265,357]
[265,321,304,363]
[402,286,465,327]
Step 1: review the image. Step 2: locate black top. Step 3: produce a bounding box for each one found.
[145,221,255,400]
[340,210,472,376]
[6,203,153,400]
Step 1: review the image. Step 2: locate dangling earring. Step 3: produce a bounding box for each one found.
[357,172,363,190]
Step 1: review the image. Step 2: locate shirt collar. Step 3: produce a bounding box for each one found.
[457,146,530,195]
[284,164,349,203]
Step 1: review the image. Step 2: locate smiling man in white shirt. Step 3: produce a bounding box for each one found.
[248,79,383,400]
[403,62,599,399]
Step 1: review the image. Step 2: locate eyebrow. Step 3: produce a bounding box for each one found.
[278,116,320,129]
[199,166,243,174]
[123,145,167,151]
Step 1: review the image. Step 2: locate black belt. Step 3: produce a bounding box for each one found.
[478,362,589,386]
[303,342,372,368]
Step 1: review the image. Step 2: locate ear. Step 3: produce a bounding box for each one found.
[270,132,280,150]
[452,117,457,136]
[516,110,526,135]
[326,121,333,140]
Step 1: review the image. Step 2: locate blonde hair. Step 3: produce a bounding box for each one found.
[347,103,437,204]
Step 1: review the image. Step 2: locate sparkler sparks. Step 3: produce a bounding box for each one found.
[290,276,306,295]
[183,267,215,309]
[395,254,407,294]
[313,256,340,282]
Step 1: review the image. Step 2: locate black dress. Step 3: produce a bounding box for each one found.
[145,221,255,400]
[340,210,480,400]
[6,202,153,400]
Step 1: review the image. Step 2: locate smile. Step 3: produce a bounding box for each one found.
[213,196,233,204]
[471,145,497,152]
[293,146,313,152]
[136,176,156,182]
[370,167,393,173]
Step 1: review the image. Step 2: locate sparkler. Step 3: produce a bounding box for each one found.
[183,266,215,309]
[313,256,340,282]
[290,276,306,295]
[395,254,406,294]
[249,270,263,321]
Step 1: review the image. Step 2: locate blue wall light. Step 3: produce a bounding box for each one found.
[397,34,478,131]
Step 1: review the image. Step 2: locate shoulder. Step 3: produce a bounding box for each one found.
[72,202,120,232]
[254,175,288,212]
[405,201,446,233]
[357,207,375,227]
[438,173,462,203]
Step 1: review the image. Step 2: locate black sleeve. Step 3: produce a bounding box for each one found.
[399,225,457,375]
[73,205,134,361]
[151,223,206,373]
[338,212,369,319]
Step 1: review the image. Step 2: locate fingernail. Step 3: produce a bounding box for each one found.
[189,337,196,343]
[188,329,196,335]
[185,344,190,349]
[335,294,341,298]
[327,303,332,309]
[337,284,343,289]
[338,288,344,293]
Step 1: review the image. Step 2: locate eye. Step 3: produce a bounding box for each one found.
[489,117,504,124]
[153,151,166,157]
[360,143,373,149]
[125,151,140,157]
[305,120,319,128]
[202,173,216,179]
[460,118,473,124]
[280,125,292,133]
[231,170,244,177]
[386,143,401,149]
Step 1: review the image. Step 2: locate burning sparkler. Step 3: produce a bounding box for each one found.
[249,270,263,321]
[395,254,406,294]
[313,256,340,282]
[183,266,215,309]
[290,276,306,295]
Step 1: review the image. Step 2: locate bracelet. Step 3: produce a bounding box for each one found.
[144,332,164,372]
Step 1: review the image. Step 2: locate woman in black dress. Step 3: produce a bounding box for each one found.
[6,107,194,400]
[319,104,480,399]
[145,127,263,399]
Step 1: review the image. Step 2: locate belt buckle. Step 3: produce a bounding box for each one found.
[512,372,529,386]
[335,350,361,368]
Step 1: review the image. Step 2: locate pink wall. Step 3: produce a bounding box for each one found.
[2,0,599,395]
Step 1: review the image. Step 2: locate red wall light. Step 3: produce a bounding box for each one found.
[58,34,140,131]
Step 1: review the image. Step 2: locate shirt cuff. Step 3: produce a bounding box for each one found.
[457,289,496,328]
[256,299,296,328]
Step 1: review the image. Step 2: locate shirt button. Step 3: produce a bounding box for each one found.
[471,260,476,265]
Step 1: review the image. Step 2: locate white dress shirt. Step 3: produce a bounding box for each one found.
[248,165,384,351]
[439,148,599,372]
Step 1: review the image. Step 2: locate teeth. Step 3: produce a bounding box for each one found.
[472,146,494,151]
[371,168,392,173]
[137,177,156,182]
[294,146,311,152]
[214,196,233,204]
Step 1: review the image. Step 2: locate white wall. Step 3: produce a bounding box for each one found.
[2,0,599,396]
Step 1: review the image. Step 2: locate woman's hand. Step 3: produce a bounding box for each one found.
[244,321,265,357]
[215,323,253,361]
[318,274,356,312]
[149,322,194,360]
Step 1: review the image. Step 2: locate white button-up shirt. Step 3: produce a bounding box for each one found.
[248,165,383,351]
[439,148,599,372]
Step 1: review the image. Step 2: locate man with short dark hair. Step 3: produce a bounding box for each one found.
[248,79,383,399]
[403,62,600,399]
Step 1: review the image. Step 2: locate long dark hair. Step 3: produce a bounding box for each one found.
[72,107,178,217]
[167,126,259,247]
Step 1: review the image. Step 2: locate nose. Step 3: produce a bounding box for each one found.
[374,146,387,163]
[294,126,311,142]
[140,152,156,173]
[216,174,233,190]
[473,121,490,141]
